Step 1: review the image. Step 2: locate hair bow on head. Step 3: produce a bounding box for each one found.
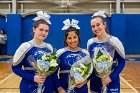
[62,19,80,30]
[33,11,51,24]
[92,10,107,18]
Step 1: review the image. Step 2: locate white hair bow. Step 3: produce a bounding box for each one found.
[62,19,80,30]
[92,10,107,18]
[33,11,51,24]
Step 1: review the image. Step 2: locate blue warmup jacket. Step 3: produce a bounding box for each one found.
[87,36,125,93]
[12,41,55,93]
[54,47,90,93]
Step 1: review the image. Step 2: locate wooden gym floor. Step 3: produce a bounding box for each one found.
[0,55,140,93]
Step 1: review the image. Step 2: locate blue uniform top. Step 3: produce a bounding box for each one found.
[54,47,90,93]
[87,36,125,93]
[12,41,55,93]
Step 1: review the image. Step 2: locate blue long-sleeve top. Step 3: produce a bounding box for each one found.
[54,47,90,93]
[87,36,125,92]
[12,41,55,93]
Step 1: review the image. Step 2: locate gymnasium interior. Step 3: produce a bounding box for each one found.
[0,0,140,93]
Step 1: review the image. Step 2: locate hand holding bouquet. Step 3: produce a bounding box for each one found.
[93,47,113,93]
[68,56,93,92]
[28,50,59,93]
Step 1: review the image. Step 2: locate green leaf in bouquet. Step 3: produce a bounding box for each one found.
[83,67,88,74]
[85,63,91,73]
[80,63,91,77]
[45,71,52,76]
[96,49,103,59]
[48,53,57,61]
[81,68,86,76]
[49,67,57,72]
[51,52,56,55]
[77,68,83,73]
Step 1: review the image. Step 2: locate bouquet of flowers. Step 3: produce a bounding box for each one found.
[68,56,93,92]
[27,49,59,93]
[93,47,113,93]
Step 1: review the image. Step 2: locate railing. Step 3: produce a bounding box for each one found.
[0,0,140,15]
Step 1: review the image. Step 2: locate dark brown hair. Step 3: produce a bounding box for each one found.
[33,19,49,29]
[64,26,80,47]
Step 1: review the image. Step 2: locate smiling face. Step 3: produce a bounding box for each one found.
[90,17,106,37]
[33,23,49,41]
[66,31,79,50]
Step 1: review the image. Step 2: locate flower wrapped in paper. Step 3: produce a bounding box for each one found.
[93,47,113,93]
[68,56,93,91]
[28,50,59,93]
[93,47,113,78]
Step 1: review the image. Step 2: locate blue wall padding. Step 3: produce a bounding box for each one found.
[22,14,94,50]
[47,14,93,49]
[111,14,126,51]
[0,15,6,30]
[22,14,111,50]
[125,14,140,54]
[7,14,22,55]
[22,15,35,42]
[3,14,140,55]
[105,17,111,33]
[111,14,140,54]
[23,14,93,50]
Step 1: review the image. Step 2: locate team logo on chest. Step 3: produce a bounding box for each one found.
[65,54,82,66]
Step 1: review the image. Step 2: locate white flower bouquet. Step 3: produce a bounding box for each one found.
[68,56,93,92]
[28,49,59,93]
[93,47,113,93]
